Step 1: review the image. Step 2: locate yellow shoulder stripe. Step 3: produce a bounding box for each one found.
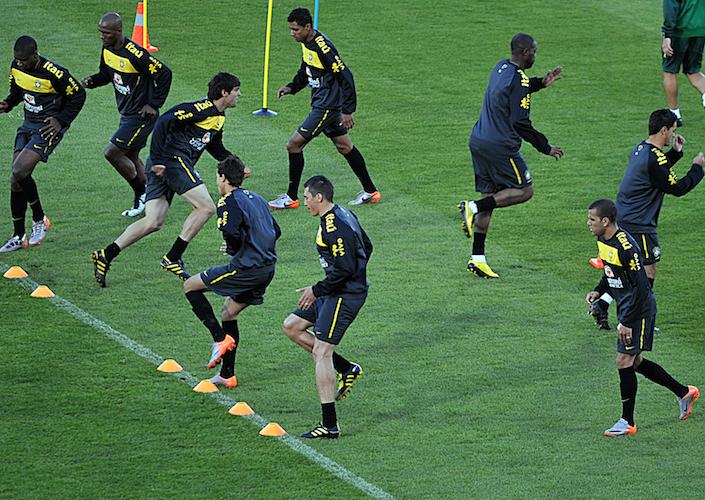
[598,241,622,267]
[302,45,324,69]
[316,226,326,247]
[195,115,225,131]
[103,49,139,73]
[11,68,55,94]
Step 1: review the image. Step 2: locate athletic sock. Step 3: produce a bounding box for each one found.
[474,196,497,213]
[10,190,27,238]
[166,237,189,261]
[128,174,146,196]
[670,108,682,118]
[104,242,121,262]
[185,291,225,342]
[635,358,689,398]
[472,232,487,256]
[343,146,377,193]
[648,277,655,289]
[618,367,637,426]
[220,320,239,378]
[18,176,44,221]
[321,402,337,428]
[287,152,305,200]
[332,352,352,374]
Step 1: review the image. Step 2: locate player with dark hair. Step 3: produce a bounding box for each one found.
[82,12,172,217]
[92,72,242,287]
[183,155,280,385]
[458,33,563,278]
[0,35,85,252]
[282,175,372,438]
[268,7,380,210]
[589,109,704,329]
[585,199,698,437]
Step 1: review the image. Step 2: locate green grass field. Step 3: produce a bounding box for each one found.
[1,0,704,498]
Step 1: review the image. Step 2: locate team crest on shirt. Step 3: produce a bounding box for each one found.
[34,80,41,89]
[119,60,125,68]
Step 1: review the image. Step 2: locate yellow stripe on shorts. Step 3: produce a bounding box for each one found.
[328,297,343,339]
[509,157,522,184]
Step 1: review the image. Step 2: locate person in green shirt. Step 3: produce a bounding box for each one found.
[662,0,705,126]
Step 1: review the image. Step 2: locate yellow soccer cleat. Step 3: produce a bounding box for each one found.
[467,260,499,279]
[457,200,474,239]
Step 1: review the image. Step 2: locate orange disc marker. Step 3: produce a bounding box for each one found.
[229,402,254,416]
[259,423,286,437]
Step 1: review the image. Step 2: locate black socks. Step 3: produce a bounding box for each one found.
[166,237,189,262]
[10,190,27,237]
[636,358,689,398]
[322,402,337,428]
[618,367,637,426]
[185,291,225,342]
[344,146,376,193]
[287,152,305,200]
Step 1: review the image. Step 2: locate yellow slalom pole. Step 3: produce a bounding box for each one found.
[143,0,148,48]
[253,0,277,116]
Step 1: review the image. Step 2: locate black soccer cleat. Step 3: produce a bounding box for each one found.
[92,249,111,288]
[301,422,340,439]
[590,301,611,330]
[160,255,191,281]
[336,363,363,401]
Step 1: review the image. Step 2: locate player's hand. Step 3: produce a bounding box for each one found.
[693,152,704,166]
[342,113,355,130]
[662,37,674,57]
[586,291,600,307]
[296,286,316,310]
[244,167,252,179]
[617,323,632,344]
[542,66,562,87]
[81,76,94,88]
[152,164,166,177]
[40,117,62,140]
[139,104,157,120]
[548,145,564,159]
[277,86,292,99]
[673,134,685,152]
[0,100,9,113]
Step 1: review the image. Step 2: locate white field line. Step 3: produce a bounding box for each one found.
[1,263,394,500]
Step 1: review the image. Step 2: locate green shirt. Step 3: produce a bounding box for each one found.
[663,0,705,38]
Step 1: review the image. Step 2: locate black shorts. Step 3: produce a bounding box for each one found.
[14,121,68,162]
[145,155,203,203]
[634,232,661,266]
[663,36,705,74]
[297,108,347,141]
[469,139,533,193]
[292,293,366,345]
[201,264,275,305]
[618,314,655,355]
[111,113,158,151]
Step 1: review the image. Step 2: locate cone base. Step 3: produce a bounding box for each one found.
[259,422,286,437]
[193,380,219,393]
[157,359,183,372]
[4,266,28,278]
[31,285,55,298]
[229,402,254,416]
[252,108,277,116]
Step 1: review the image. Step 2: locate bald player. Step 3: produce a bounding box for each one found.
[82,12,172,217]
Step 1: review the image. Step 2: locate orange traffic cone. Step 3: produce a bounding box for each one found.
[131,1,158,53]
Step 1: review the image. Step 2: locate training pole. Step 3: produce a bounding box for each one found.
[313,0,320,29]
[143,0,148,48]
[253,0,277,116]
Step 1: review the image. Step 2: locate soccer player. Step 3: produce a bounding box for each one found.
[183,155,280,385]
[458,33,563,278]
[92,72,241,287]
[268,7,380,210]
[585,199,699,437]
[589,109,704,329]
[662,0,705,126]
[0,36,85,252]
[282,176,371,439]
[82,12,172,217]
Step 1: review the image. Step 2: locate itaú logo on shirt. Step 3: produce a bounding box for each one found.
[113,73,131,95]
[189,132,211,150]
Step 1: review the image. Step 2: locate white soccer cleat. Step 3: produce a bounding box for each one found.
[28,216,51,246]
[603,418,637,437]
[268,193,299,210]
[0,234,28,253]
[678,385,699,421]
[349,190,381,206]
[122,194,146,217]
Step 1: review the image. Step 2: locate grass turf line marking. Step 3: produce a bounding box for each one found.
[1,263,394,500]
